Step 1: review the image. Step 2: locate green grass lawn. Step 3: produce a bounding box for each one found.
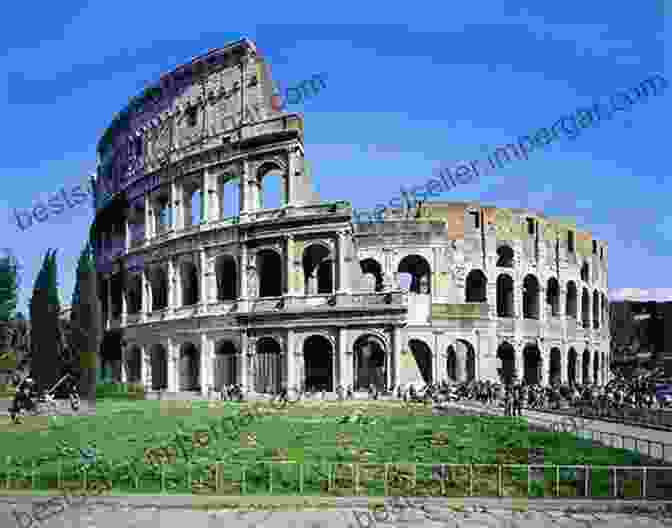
[0,399,653,497]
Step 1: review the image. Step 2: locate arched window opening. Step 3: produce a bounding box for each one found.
[181,262,199,306]
[496,245,514,267]
[546,278,560,317]
[582,288,590,329]
[218,173,241,220]
[258,249,282,297]
[398,255,432,294]
[465,269,487,303]
[496,274,514,317]
[303,244,333,295]
[360,258,384,292]
[522,275,539,319]
[566,281,577,318]
[259,166,285,210]
[216,255,238,301]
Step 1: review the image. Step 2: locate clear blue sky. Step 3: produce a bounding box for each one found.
[0,1,669,316]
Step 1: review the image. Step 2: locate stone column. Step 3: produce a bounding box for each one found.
[207,170,220,221]
[200,333,210,396]
[240,244,248,298]
[142,345,151,391]
[560,345,568,384]
[144,194,152,241]
[120,343,128,383]
[141,270,149,321]
[121,282,128,327]
[540,347,549,386]
[284,234,293,296]
[239,332,248,390]
[538,286,546,323]
[286,147,299,206]
[106,277,112,329]
[337,231,348,294]
[201,171,210,223]
[286,329,296,392]
[171,180,183,232]
[392,327,402,389]
[338,328,351,388]
[124,219,131,252]
[199,249,207,310]
[168,258,176,312]
[166,338,177,393]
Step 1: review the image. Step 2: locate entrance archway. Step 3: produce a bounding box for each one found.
[523,344,541,385]
[446,346,457,381]
[408,339,432,384]
[549,347,561,386]
[254,337,282,394]
[214,340,238,389]
[303,335,334,391]
[497,342,516,385]
[353,335,387,391]
[567,348,577,386]
[150,344,167,390]
[179,343,199,390]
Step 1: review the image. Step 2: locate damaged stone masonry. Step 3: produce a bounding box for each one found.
[92,38,611,398]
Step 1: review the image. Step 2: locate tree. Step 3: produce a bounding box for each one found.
[0,249,19,322]
[70,243,102,401]
[29,249,62,392]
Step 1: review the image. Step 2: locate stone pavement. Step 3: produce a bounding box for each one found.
[1,496,671,528]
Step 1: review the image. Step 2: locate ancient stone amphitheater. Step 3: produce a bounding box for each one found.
[91,38,611,397]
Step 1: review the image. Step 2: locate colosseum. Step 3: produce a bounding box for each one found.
[91,38,611,397]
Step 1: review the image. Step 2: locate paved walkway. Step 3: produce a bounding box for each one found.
[435,401,672,463]
[1,496,671,528]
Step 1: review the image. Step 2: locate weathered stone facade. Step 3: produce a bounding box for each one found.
[92,38,611,396]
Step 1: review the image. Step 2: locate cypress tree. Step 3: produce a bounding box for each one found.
[71,243,101,401]
[0,250,19,322]
[29,249,62,392]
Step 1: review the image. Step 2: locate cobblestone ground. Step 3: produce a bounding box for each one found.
[1,497,671,528]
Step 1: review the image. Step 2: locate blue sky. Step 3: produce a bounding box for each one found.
[0,1,669,316]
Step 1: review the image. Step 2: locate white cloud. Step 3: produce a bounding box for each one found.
[609,288,672,302]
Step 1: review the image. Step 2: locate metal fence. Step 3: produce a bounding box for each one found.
[542,404,672,430]
[1,458,670,498]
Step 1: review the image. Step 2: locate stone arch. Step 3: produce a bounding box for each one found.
[582,287,590,328]
[150,267,168,311]
[217,171,241,219]
[456,339,475,382]
[303,335,334,391]
[182,178,202,227]
[254,337,282,394]
[523,274,540,319]
[465,269,487,302]
[353,334,387,391]
[582,349,591,384]
[496,245,514,267]
[566,281,577,318]
[546,277,560,316]
[567,347,577,386]
[593,350,600,385]
[408,339,433,384]
[549,347,561,386]
[179,342,199,390]
[398,254,431,294]
[592,289,600,329]
[180,261,199,306]
[496,273,514,317]
[303,243,333,295]
[125,345,142,382]
[125,274,142,314]
[257,249,282,297]
[359,258,384,292]
[446,345,457,381]
[214,340,238,389]
[215,254,238,301]
[523,343,542,385]
[257,162,287,210]
[496,341,516,385]
[580,261,590,283]
[150,344,168,390]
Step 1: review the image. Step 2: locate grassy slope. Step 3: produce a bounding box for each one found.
[0,400,647,496]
